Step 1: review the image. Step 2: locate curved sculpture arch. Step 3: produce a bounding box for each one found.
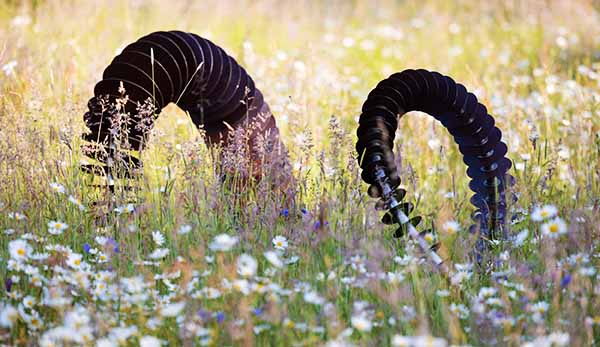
[82,30,280,178]
[356,69,514,242]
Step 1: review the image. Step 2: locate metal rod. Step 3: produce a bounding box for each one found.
[373,166,448,274]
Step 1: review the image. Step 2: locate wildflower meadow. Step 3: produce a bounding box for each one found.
[1,1,600,346]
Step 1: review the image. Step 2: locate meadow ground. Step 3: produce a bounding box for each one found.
[1,0,600,346]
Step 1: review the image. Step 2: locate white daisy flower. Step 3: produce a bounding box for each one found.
[140,335,162,347]
[152,231,165,246]
[232,279,251,295]
[209,234,238,252]
[0,305,18,328]
[149,248,169,259]
[160,302,185,317]
[109,326,138,344]
[387,271,405,284]
[392,335,447,347]
[442,220,460,235]
[49,182,66,194]
[96,338,117,347]
[8,212,26,220]
[68,195,86,211]
[579,266,596,276]
[531,301,549,314]
[2,60,17,76]
[95,236,108,246]
[264,251,284,268]
[22,295,35,309]
[9,239,31,261]
[237,254,258,277]
[531,204,558,221]
[114,203,135,215]
[351,314,372,332]
[285,255,299,265]
[177,224,192,235]
[272,235,288,251]
[66,253,83,269]
[303,290,325,305]
[513,229,529,246]
[47,220,68,235]
[392,335,411,346]
[423,233,435,243]
[253,324,271,335]
[541,217,567,238]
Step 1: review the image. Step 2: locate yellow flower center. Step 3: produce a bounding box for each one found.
[74,259,81,266]
[17,248,25,256]
[540,211,548,217]
[549,224,559,233]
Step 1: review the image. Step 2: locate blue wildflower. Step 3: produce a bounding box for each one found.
[215,311,225,323]
[198,309,211,321]
[561,273,571,288]
[314,220,329,229]
[107,238,120,253]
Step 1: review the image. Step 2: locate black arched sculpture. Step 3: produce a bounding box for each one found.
[356,69,514,263]
[81,30,281,179]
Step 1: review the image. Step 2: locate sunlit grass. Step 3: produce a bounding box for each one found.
[1,0,600,346]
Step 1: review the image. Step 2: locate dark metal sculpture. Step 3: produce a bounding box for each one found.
[356,69,514,264]
[82,30,282,179]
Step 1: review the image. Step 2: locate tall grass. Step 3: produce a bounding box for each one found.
[1,0,599,345]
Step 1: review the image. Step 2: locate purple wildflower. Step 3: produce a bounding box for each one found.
[106,238,120,253]
[561,273,571,288]
[5,278,13,292]
[314,220,329,229]
[198,309,211,321]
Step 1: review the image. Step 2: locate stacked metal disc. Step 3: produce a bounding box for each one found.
[82,30,270,175]
[356,69,515,240]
